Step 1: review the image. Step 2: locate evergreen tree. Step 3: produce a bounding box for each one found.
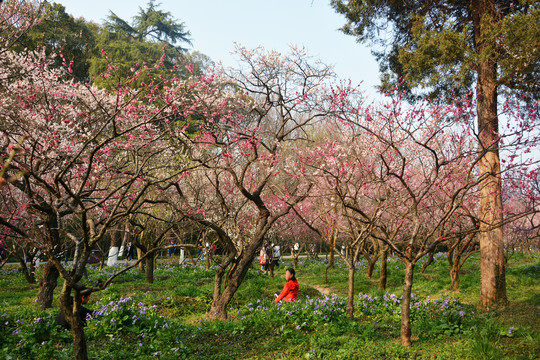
[17,2,98,82]
[89,0,193,88]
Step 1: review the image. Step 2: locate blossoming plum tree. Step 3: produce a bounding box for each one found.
[165,46,333,320]
[0,37,222,359]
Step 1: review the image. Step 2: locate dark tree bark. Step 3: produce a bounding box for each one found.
[10,250,36,284]
[37,260,59,309]
[59,283,88,360]
[420,252,434,273]
[21,261,36,284]
[145,254,154,284]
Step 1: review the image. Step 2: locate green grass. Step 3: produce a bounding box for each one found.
[1,252,539,359]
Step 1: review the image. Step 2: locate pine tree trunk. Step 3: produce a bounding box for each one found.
[37,260,59,309]
[474,0,507,309]
[400,261,415,347]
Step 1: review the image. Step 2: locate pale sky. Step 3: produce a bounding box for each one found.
[54,0,382,99]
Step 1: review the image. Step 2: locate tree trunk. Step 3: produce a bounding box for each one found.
[14,253,36,284]
[328,246,335,267]
[366,254,379,279]
[347,264,355,319]
[22,262,36,284]
[400,261,415,347]
[473,0,507,308]
[421,252,434,273]
[379,246,388,290]
[269,260,275,278]
[291,248,298,270]
[107,228,123,267]
[450,264,460,291]
[137,247,144,272]
[37,260,59,309]
[208,253,229,320]
[145,254,154,284]
[59,283,88,360]
[328,234,336,267]
[208,233,266,320]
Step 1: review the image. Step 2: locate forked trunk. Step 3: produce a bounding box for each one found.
[208,233,265,320]
[450,264,460,291]
[37,260,59,309]
[22,264,36,284]
[400,261,415,347]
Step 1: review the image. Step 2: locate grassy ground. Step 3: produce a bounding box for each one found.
[0,251,538,359]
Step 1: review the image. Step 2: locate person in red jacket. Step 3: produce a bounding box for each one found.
[274,268,299,303]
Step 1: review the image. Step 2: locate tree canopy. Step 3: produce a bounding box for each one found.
[331,0,539,103]
[16,2,98,82]
[89,0,193,88]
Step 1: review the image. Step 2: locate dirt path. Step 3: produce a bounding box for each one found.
[304,283,336,296]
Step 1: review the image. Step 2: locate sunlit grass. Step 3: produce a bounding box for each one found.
[1,251,538,359]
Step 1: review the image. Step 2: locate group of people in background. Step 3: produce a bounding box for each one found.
[259,243,281,272]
